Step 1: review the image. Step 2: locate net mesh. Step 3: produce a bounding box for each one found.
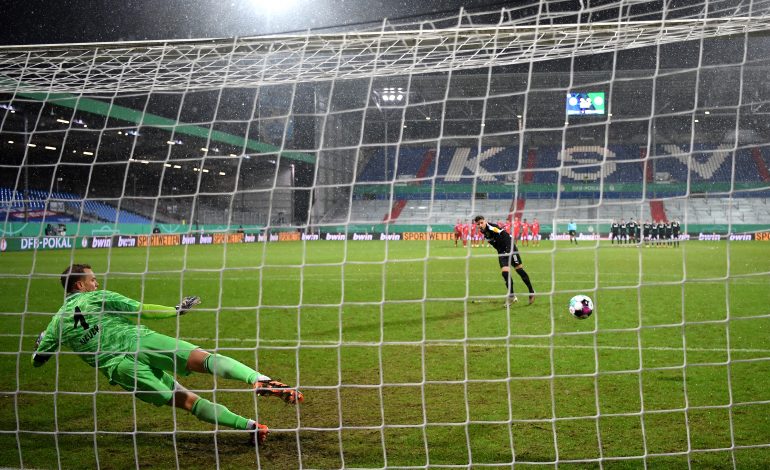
[2,3,770,93]
[2,1,770,468]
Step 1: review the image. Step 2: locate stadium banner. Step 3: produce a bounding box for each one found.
[0,231,763,253]
[215,233,245,244]
[700,233,755,241]
[321,232,403,241]
[1,236,84,252]
[87,236,114,249]
[260,233,280,243]
[548,233,758,241]
[278,232,301,242]
[3,221,770,239]
[378,233,402,241]
[401,232,453,241]
[137,234,182,247]
[549,233,601,241]
[323,233,347,241]
[351,233,374,241]
[135,233,245,246]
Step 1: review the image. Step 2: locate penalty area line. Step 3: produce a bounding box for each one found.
[183,337,770,354]
[8,333,769,354]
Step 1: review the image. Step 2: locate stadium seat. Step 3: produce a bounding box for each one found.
[0,187,153,224]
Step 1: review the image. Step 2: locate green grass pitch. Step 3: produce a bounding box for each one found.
[1,239,769,469]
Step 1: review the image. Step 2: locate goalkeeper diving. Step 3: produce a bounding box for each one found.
[32,264,304,445]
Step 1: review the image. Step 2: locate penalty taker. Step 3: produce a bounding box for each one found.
[475,216,536,305]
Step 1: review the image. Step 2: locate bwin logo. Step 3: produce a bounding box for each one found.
[117,236,136,247]
[91,238,112,248]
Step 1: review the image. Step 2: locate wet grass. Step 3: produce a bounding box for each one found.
[0,239,769,468]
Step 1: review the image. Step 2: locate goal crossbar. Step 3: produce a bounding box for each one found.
[2,17,770,93]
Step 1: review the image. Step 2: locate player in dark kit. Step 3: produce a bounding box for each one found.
[672,220,681,247]
[665,221,673,246]
[651,221,659,246]
[474,216,535,305]
[610,220,620,244]
[619,219,627,244]
[635,222,641,245]
[643,220,651,247]
[626,219,637,244]
[656,221,666,247]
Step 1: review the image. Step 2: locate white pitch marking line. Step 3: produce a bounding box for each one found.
[7,334,769,354]
[183,337,770,354]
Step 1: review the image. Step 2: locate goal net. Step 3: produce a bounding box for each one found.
[2,1,770,468]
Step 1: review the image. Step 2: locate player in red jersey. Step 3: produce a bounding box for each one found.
[471,221,480,247]
[453,219,463,247]
[521,219,530,247]
[531,218,541,246]
[504,219,512,235]
[512,216,521,243]
[461,222,470,247]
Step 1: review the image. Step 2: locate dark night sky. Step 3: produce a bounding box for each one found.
[0,0,524,46]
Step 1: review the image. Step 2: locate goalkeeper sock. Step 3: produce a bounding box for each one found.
[191,398,251,430]
[501,271,514,294]
[203,353,261,385]
[516,268,535,293]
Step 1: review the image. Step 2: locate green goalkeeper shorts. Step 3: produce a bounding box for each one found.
[108,333,200,406]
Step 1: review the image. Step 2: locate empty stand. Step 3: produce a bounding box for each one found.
[0,188,152,224]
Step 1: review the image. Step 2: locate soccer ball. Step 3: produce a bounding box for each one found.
[569,295,594,319]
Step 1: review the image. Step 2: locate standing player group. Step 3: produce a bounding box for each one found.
[454,216,541,248]
[454,218,488,248]
[610,219,681,247]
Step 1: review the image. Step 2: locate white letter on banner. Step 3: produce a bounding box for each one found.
[444,147,505,182]
[661,144,731,180]
[558,146,617,181]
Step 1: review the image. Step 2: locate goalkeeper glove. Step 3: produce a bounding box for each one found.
[176,296,201,315]
[32,332,52,366]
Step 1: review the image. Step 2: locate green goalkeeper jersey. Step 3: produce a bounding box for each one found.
[34,290,174,373]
